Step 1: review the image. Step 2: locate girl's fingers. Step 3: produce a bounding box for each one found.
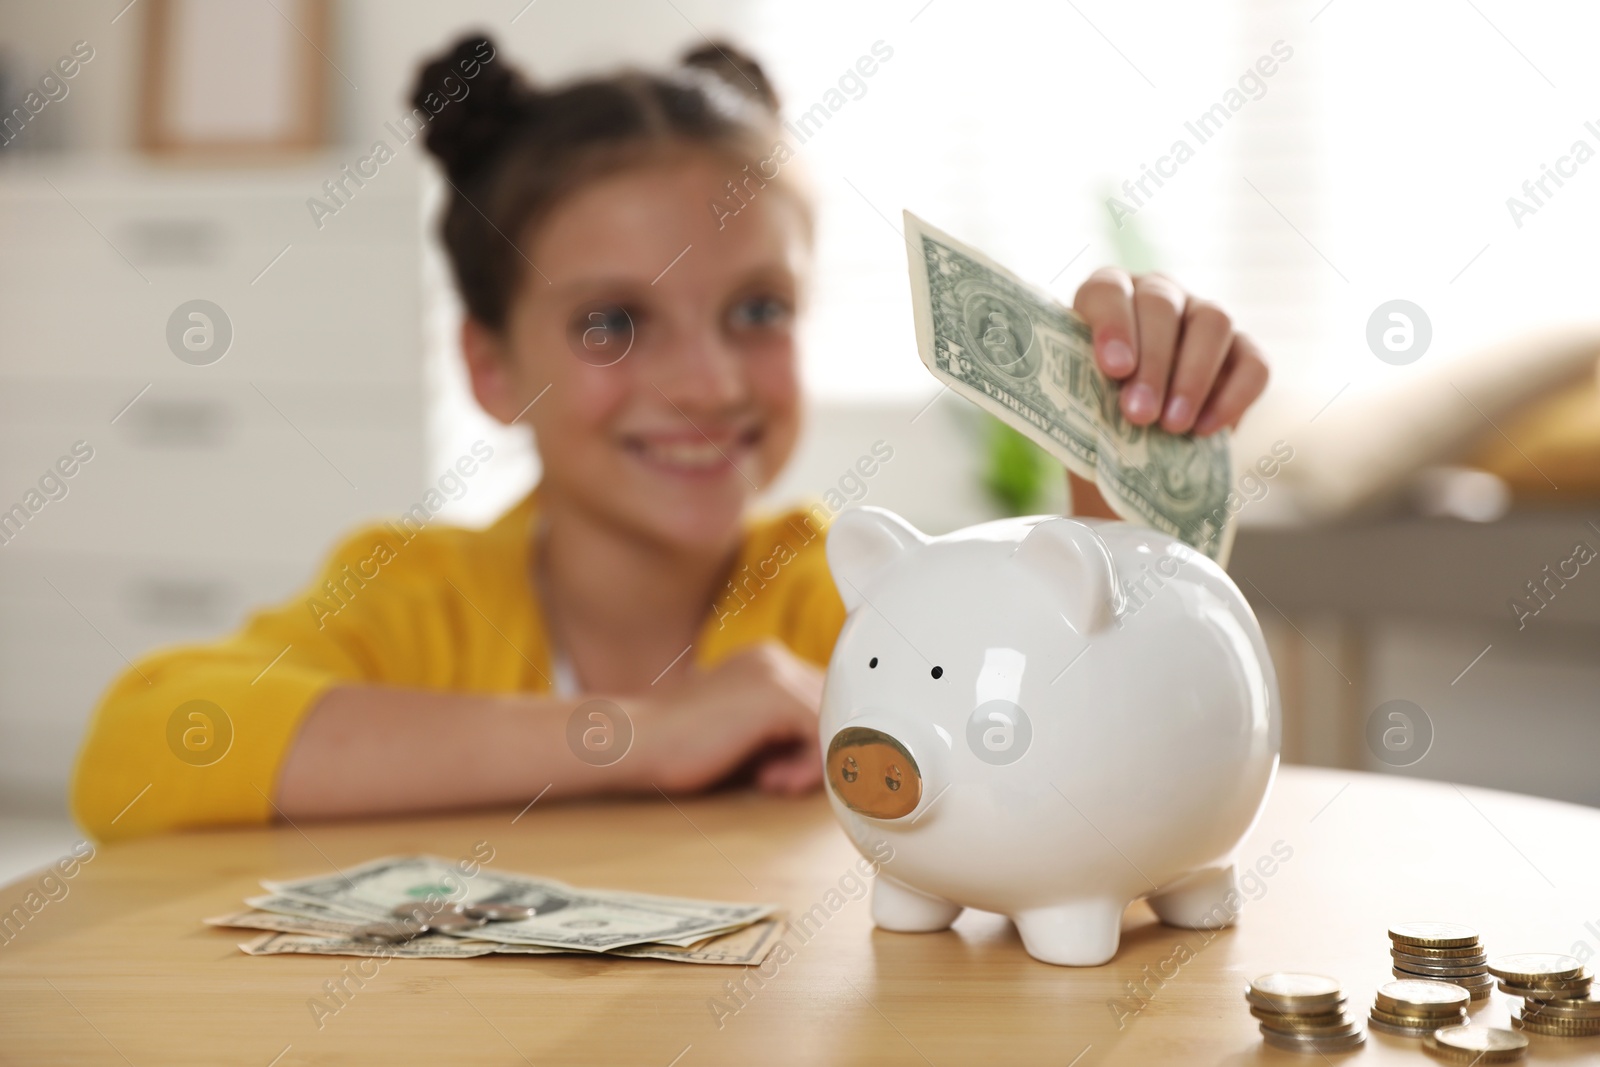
[1072,267,1138,380]
[1162,299,1234,433]
[1070,266,1268,433]
[1125,274,1186,425]
[756,746,822,794]
[1193,333,1270,435]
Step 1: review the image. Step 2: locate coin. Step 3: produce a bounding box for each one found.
[1247,991,1347,1015]
[388,901,487,933]
[462,902,538,922]
[1423,1025,1528,1063]
[1248,973,1344,1013]
[1368,1016,1443,1038]
[1522,991,1600,1019]
[1393,968,1493,987]
[1511,1014,1600,1037]
[390,901,465,920]
[1391,954,1489,977]
[1392,973,1492,1000]
[1395,953,1491,966]
[1390,922,1479,949]
[1375,980,1471,1014]
[1522,1014,1600,1033]
[421,912,487,933]
[1488,954,1586,984]
[1520,1006,1600,1027]
[352,918,427,944]
[1390,942,1492,960]
[1498,978,1592,998]
[1254,1017,1356,1036]
[1261,1028,1366,1054]
[1393,967,1494,985]
[1370,1006,1464,1028]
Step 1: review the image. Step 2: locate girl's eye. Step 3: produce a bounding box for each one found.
[569,302,636,366]
[728,294,791,331]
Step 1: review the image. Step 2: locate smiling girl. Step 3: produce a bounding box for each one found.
[72,36,1267,840]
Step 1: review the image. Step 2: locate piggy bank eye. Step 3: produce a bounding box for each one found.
[869,657,878,668]
[841,756,859,783]
[884,764,902,791]
[931,666,944,680]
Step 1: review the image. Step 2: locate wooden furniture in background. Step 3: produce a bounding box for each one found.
[1233,511,1600,808]
[3,767,1595,1064]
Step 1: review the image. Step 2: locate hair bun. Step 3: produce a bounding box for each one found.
[413,34,536,184]
[681,41,780,112]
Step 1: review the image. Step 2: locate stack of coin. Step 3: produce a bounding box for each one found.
[1388,922,1493,1000]
[1516,990,1600,1039]
[1488,953,1600,1038]
[1367,979,1470,1037]
[1246,973,1366,1054]
[1421,1025,1527,1063]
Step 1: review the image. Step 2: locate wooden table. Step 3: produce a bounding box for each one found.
[4,766,1598,1065]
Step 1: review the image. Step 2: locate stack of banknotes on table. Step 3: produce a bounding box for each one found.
[206,855,783,966]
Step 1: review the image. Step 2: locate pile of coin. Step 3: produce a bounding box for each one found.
[1421,1025,1528,1063]
[353,900,539,944]
[1246,973,1365,1054]
[1367,979,1470,1037]
[1489,953,1600,1038]
[1389,922,1493,1000]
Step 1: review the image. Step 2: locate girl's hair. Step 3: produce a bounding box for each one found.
[412,34,796,332]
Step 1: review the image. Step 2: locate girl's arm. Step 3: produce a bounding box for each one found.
[1067,473,1119,520]
[275,643,823,820]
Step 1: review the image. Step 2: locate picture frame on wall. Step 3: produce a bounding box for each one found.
[138,0,331,157]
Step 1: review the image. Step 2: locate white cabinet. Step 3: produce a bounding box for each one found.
[0,157,428,807]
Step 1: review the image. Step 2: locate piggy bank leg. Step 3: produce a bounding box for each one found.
[872,875,963,933]
[1147,865,1240,929]
[1012,899,1125,966]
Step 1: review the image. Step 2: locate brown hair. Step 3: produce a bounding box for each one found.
[412,34,797,332]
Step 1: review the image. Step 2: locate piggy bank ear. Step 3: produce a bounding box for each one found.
[827,507,927,611]
[1011,518,1122,634]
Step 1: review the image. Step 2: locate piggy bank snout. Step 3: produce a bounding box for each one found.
[826,726,922,820]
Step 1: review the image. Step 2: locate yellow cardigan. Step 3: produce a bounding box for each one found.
[71,490,845,842]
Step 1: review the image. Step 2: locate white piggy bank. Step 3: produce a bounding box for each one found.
[819,507,1279,967]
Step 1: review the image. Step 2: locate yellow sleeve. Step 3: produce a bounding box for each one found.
[69,521,470,842]
[780,527,846,669]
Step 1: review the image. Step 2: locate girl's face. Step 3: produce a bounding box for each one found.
[469,153,809,554]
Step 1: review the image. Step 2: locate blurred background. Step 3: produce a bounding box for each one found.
[2,0,1597,880]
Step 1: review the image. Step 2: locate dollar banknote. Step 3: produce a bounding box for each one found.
[904,211,1235,564]
[238,931,513,959]
[232,918,784,966]
[262,855,773,952]
[207,909,378,938]
[244,893,370,922]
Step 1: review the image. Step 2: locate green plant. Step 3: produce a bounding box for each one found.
[980,417,1056,516]
[977,196,1164,516]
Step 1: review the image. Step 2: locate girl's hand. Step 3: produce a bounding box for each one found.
[1073,269,1269,436]
[632,643,823,796]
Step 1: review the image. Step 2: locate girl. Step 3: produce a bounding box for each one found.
[72,36,1268,840]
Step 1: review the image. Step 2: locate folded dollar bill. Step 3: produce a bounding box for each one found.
[904,211,1236,564]
[232,919,784,966]
[213,855,781,964]
[262,855,772,951]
